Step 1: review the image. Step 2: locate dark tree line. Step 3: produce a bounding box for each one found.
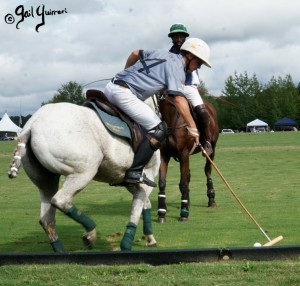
[203,72,300,131]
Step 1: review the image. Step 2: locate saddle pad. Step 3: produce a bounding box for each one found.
[87,101,132,141]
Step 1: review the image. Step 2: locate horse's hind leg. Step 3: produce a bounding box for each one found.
[38,175,66,252]
[21,145,66,252]
[50,173,98,250]
[32,174,65,252]
[157,153,170,223]
[205,151,217,208]
[179,153,191,221]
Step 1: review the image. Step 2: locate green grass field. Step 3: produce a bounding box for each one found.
[0,132,299,251]
[0,132,299,285]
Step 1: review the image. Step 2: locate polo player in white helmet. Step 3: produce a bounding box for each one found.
[168,23,213,155]
[104,37,212,186]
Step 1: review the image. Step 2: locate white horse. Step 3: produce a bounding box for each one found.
[8,99,159,252]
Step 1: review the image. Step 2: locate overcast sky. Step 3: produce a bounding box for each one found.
[1,0,300,116]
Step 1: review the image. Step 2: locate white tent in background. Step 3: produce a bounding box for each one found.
[246,118,268,132]
[0,112,22,135]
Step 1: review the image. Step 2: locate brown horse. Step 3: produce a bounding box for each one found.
[157,95,219,222]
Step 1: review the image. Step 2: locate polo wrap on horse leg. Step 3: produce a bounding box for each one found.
[120,222,137,250]
[50,239,66,253]
[194,104,213,155]
[142,208,153,235]
[124,121,168,187]
[65,206,96,232]
[179,182,190,219]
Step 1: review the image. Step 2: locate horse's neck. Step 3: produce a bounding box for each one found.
[160,95,189,129]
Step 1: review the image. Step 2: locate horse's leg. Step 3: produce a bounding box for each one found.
[142,197,157,247]
[179,151,191,221]
[20,144,66,252]
[205,149,217,208]
[157,152,171,223]
[50,172,98,250]
[38,175,66,252]
[120,185,154,250]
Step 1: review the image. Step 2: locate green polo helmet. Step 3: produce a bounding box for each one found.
[168,23,189,37]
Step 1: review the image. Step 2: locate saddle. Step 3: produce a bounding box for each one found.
[83,89,145,153]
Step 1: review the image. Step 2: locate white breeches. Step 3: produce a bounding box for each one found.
[184,85,204,107]
[104,81,161,131]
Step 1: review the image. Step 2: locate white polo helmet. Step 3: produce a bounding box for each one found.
[180,38,211,68]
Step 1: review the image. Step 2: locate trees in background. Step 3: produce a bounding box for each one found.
[8,81,85,127]
[207,72,300,130]
[42,81,86,106]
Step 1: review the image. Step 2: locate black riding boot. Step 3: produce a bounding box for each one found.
[194,104,213,155]
[124,121,168,187]
[124,138,157,187]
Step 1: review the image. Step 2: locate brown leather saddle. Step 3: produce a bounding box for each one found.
[84,89,145,153]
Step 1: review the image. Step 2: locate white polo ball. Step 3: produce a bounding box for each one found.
[253,242,262,247]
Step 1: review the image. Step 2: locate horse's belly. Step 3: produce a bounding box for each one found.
[93,151,133,183]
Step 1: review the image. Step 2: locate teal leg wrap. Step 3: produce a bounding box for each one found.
[120,222,137,251]
[50,239,66,253]
[180,208,189,218]
[142,208,153,235]
[65,206,96,232]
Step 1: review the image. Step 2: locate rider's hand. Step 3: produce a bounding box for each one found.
[186,127,199,145]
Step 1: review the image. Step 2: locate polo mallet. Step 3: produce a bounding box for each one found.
[200,144,283,246]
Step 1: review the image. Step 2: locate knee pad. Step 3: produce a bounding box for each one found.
[148,121,168,150]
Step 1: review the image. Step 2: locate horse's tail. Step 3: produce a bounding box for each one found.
[8,127,31,179]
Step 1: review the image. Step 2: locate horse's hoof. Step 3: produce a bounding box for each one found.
[8,171,17,179]
[157,217,166,223]
[82,228,97,249]
[208,202,217,208]
[147,242,157,247]
[145,234,157,247]
[178,217,189,222]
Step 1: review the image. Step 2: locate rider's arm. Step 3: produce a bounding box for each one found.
[173,95,199,144]
[172,96,196,129]
[124,50,140,69]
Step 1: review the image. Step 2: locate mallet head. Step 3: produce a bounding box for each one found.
[263,235,283,246]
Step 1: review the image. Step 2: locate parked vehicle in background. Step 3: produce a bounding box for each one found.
[221,129,234,134]
[256,127,266,132]
[0,134,16,141]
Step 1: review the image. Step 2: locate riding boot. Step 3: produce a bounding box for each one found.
[124,121,168,187]
[124,138,157,187]
[194,104,213,156]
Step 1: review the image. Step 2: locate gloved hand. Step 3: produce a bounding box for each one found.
[186,126,199,145]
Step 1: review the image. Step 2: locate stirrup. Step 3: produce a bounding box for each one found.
[202,141,213,156]
[124,173,157,187]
